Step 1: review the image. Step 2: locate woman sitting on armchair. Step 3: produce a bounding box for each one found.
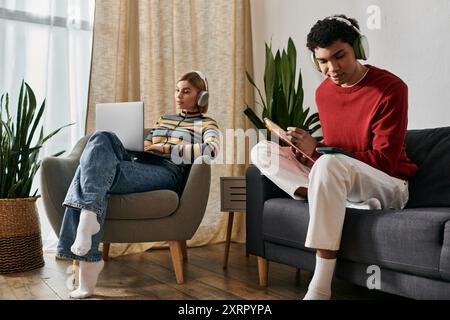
[56,71,220,299]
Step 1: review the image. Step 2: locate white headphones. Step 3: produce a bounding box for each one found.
[193,71,209,108]
[310,16,370,71]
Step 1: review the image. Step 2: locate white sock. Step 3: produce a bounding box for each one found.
[69,260,104,299]
[71,209,100,257]
[303,255,336,300]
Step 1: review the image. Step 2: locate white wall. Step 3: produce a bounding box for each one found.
[250,0,450,129]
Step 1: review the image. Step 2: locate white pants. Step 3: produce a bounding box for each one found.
[251,141,409,251]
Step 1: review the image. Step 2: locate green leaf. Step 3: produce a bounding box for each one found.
[5,92,11,120]
[246,71,257,87]
[286,38,297,115]
[16,81,24,146]
[287,37,297,75]
[23,83,37,141]
[246,71,266,111]
[42,123,74,144]
[296,107,310,128]
[51,150,66,157]
[280,51,292,112]
[243,107,265,130]
[264,43,275,114]
[294,64,304,116]
[0,119,13,139]
[305,112,320,128]
[309,123,322,135]
[272,89,290,130]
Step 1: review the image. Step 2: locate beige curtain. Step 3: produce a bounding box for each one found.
[86,0,254,257]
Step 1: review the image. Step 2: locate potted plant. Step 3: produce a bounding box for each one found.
[0,81,71,274]
[244,38,322,141]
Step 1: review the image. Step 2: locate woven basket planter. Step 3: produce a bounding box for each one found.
[0,198,45,274]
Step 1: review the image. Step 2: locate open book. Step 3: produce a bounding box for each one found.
[263,117,316,163]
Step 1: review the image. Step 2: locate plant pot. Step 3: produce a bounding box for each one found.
[0,198,45,274]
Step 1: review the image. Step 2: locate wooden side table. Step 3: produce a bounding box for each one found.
[220,176,246,269]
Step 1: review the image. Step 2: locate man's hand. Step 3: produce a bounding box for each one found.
[144,144,165,153]
[290,147,314,168]
[286,127,317,156]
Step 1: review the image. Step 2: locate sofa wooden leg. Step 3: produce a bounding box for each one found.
[181,240,188,261]
[257,256,268,287]
[102,243,110,261]
[169,240,184,284]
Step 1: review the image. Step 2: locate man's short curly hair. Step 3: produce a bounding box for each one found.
[306,15,360,52]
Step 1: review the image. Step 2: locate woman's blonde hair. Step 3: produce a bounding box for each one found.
[177,71,209,113]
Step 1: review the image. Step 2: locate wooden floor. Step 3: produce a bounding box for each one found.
[0,243,405,300]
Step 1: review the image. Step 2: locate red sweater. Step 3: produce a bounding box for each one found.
[313,65,418,180]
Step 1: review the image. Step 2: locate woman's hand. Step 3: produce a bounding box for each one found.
[286,127,317,157]
[144,144,165,153]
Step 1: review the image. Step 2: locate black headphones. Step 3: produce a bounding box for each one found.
[310,16,370,71]
[193,71,209,108]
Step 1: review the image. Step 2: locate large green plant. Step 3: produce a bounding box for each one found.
[244,38,322,140]
[0,81,71,198]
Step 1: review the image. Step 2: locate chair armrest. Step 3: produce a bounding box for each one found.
[65,134,92,162]
[40,134,91,235]
[245,166,289,256]
[175,156,211,237]
[179,155,211,204]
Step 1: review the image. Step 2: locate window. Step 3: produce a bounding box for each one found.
[0,0,96,249]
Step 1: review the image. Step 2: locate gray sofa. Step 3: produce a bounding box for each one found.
[246,127,450,299]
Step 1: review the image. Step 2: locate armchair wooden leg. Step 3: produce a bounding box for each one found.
[181,240,188,261]
[102,243,110,261]
[257,256,268,287]
[169,241,184,284]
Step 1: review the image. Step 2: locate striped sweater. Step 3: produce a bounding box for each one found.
[145,111,220,163]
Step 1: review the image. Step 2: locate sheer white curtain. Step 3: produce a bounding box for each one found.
[0,0,95,251]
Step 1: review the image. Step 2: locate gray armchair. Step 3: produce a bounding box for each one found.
[40,131,211,284]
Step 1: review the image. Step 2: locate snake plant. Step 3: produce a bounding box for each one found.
[244,38,322,140]
[0,81,72,198]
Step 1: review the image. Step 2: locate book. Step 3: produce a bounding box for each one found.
[263,117,316,163]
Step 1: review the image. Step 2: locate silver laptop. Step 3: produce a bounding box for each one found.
[95,101,144,152]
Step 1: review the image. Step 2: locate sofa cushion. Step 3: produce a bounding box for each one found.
[405,127,450,208]
[262,198,450,279]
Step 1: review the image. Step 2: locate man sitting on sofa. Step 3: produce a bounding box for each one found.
[251,14,418,300]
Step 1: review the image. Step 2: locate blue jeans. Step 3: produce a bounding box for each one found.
[56,131,187,262]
